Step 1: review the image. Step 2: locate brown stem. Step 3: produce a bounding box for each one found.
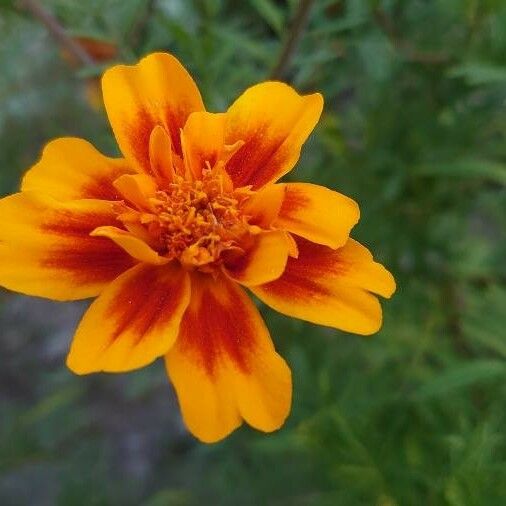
[270,0,315,80]
[128,0,156,50]
[18,0,95,67]
[373,7,451,65]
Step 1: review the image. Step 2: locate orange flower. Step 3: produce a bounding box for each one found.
[0,53,395,442]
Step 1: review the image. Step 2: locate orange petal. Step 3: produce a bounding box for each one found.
[224,82,323,189]
[0,193,134,300]
[149,126,175,182]
[242,184,285,228]
[274,182,360,249]
[165,273,292,443]
[181,111,226,178]
[285,232,299,258]
[67,263,190,374]
[224,230,289,286]
[251,237,396,335]
[113,173,158,209]
[91,226,169,265]
[102,52,204,173]
[21,138,134,201]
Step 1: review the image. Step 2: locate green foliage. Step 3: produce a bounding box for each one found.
[1,0,505,505]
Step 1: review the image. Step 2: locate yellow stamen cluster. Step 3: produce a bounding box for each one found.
[143,170,252,268]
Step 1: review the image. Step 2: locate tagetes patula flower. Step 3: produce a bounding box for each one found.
[0,53,395,442]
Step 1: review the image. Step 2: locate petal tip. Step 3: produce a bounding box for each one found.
[66,352,94,376]
[383,270,397,299]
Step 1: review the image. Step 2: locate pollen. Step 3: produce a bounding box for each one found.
[116,169,255,269]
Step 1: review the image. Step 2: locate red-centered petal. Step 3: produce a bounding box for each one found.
[0,193,135,300]
[251,237,396,336]
[165,273,292,443]
[21,137,134,201]
[67,263,190,374]
[274,182,360,249]
[90,226,169,265]
[102,52,205,173]
[224,230,289,286]
[224,82,323,189]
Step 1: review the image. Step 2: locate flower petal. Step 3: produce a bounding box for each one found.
[242,184,285,228]
[274,182,360,249]
[67,263,190,374]
[181,111,226,179]
[90,226,169,265]
[224,230,289,286]
[149,126,175,182]
[102,52,204,173]
[251,237,396,335]
[165,273,292,443]
[113,173,157,209]
[0,193,135,300]
[224,82,323,189]
[21,138,134,201]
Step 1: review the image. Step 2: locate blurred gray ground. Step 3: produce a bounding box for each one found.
[0,294,187,506]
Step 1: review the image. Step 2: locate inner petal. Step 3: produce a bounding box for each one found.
[112,167,259,271]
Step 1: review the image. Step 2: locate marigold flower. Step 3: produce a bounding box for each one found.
[0,53,396,442]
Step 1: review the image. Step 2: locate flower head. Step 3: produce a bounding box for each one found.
[0,53,395,442]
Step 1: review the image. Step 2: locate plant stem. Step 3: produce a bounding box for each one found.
[18,0,95,66]
[270,0,315,80]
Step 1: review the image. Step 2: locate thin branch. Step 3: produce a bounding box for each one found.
[270,0,315,80]
[128,0,156,51]
[373,7,451,66]
[18,0,95,67]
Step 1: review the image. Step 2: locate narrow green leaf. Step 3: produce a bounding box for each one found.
[415,159,506,185]
[448,62,506,86]
[414,361,506,400]
[248,0,285,34]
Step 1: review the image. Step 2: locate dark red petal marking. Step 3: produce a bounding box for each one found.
[279,185,311,216]
[105,265,188,345]
[80,166,132,201]
[164,105,191,157]
[126,106,194,174]
[41,207,135,285]
[43,239,134,285]
[176,277,258,377]
[125,109,158,175]
[225,127,287,189]
[260,237,346,301]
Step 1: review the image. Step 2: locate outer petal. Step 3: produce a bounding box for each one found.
[224,230,289,286]
[67,263,190,374]
[224,82,323,189]
[102,52,204,173]
[0,193,135,300]
[166,273,292,443]
[274,182,360,249]
[251,237,396,335]
[21,138,134,201]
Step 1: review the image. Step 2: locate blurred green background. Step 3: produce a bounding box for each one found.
[1,0,506,505]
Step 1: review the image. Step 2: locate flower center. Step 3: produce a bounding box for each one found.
[117,169,254,270]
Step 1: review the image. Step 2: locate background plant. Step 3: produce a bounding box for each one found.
[0,1,505,505]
